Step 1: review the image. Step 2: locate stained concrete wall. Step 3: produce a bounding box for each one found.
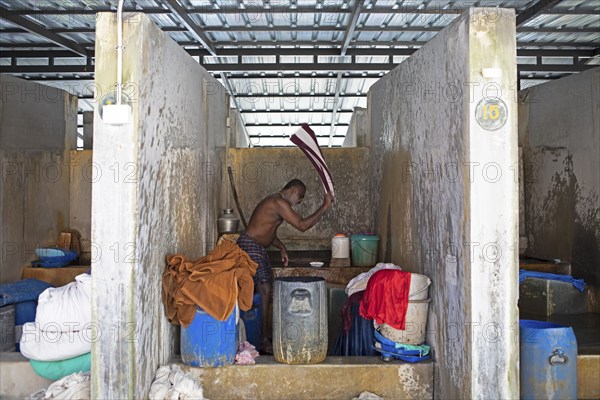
[519,68,600,285]
[0,74,77,283]
[230,107,250,148]
[82,111,93,150]
[228,147,372,249]
[342,107,368,147]
[68,150,92,264]
[368,8,518,399]
[92,13,228,398]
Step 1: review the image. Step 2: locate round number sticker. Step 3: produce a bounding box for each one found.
[475,97,508,131]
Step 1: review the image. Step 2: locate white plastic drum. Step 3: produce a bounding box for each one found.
[408,273,431,300]
[331,235,350,259]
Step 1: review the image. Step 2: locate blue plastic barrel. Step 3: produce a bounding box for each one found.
[180,305,238,367]
[15,300,37,351]
[240,293,261,349]
[520,319,577,400]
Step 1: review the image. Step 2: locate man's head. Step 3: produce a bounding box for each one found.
[282,179,306,206]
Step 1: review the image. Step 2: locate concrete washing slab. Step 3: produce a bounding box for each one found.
[178,356,434,400]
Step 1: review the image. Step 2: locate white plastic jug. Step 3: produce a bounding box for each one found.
[331,234,350,259]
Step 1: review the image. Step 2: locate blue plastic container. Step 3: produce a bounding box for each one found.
[520,319,577,400]
[33,248,78,268]
[180,305,238,367]
[15,300,37,351]
[241,293,261,349]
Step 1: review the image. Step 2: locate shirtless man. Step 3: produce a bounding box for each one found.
[237,179,334,353]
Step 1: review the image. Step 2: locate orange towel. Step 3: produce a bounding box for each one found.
[162,240,258,326]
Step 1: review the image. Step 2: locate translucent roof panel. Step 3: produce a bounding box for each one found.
[1,0,598,146]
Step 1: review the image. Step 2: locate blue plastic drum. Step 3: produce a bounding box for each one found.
[520,319,577,400]
[240,293,261,349]
[180,305,238,367]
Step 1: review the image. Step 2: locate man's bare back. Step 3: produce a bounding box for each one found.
[245,179,333,264]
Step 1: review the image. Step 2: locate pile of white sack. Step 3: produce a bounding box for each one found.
[20,274,92,361]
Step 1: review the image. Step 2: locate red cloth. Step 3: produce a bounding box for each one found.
[359,269,412,330]
[342,291,365,334]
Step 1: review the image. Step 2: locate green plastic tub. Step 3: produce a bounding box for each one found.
[351,234,380,267]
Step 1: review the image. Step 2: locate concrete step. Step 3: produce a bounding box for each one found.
[578,355,600,399]
[1,352,598,399]
[177,355,434,400]
[0,352,52,399]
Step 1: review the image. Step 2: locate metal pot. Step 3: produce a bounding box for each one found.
[217,208,240,234]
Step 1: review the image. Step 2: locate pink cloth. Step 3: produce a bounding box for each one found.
[290,123,335,196]
[359,269,412,330]
[235,340,260,365]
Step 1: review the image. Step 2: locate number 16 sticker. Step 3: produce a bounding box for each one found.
[475,97,508,131]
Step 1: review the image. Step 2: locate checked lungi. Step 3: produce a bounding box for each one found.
[237,232,273,284]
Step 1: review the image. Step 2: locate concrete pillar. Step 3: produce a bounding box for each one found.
[369,8,518,399]
[92,13,228,398]
[82,111,93,149]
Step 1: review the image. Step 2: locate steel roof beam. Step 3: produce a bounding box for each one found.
[155,0,217,55]
[329,0,365,147]
[3,63,596,75]
[240,109,355,113]
[248,135,346,138]
[11,5,600,16]
[245,122,349,127]
[235,93,367,98]
[3,40,598,50]
[516,0,563,27]
[4,25,598,34]
[0,6,89,57]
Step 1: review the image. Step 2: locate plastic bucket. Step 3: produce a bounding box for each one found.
[520,319,577,400]
[180,305,238,367]
[408,273,431,300]
[351,235,380,266]
[376,298,431,345]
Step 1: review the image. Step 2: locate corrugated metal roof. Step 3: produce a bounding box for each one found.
[1,0,598,146]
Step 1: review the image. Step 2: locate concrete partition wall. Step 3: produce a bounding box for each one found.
[0,75,77,283]
[228,147,372,249]
[93,13,228,398]
[342,107,368,147]
[519,68,600,285]
[369,9,518,399]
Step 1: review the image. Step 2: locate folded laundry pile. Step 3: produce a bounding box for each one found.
[347,264,432,363]
[20,273,92,380]
[0,278,53,351]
